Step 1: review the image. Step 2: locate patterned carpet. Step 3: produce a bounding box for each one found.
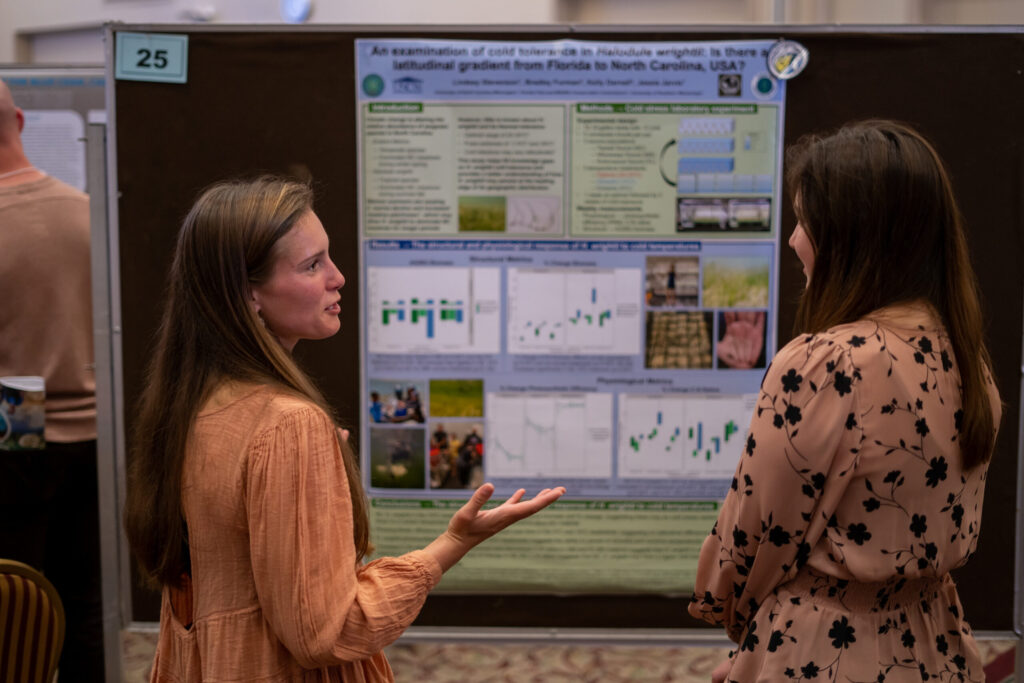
[121,630,1017,682]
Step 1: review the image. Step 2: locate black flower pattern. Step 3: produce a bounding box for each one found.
[768,525,792,546]
[846,522,872,545]
[741,622,759,652]
[828,617,856,649]
[902,629,915,648]
[833,371,852,396]
[794,542,811,568]
[909,514,927,537]
[925,457,948,488]
[782,368,803,393]
[687,314,996,683]
[801,661,820,678]
[950,504,964,528]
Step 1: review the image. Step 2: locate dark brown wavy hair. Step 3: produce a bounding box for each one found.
[124,176,370,589]
[785,120,997,469]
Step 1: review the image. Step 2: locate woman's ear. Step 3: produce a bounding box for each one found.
[249,292,268,329]
[249,286,262,314]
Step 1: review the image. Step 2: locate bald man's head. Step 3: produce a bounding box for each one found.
[0,80,24,143]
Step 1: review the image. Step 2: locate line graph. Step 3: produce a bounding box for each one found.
[486,392,613,478]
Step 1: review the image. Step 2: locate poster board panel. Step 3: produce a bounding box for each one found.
[110,27,1022,632]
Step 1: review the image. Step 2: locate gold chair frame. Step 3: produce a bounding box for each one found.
[0,558,66,683]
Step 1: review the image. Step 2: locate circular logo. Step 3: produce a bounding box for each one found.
[767,40,809,80]
[362,74,385,98]
[751,72,778,99]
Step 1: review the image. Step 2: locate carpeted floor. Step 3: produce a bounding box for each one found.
[121,630,1017,682]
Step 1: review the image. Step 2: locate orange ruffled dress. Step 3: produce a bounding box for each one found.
[149,384,441,682]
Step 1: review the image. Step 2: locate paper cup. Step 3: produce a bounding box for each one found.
[0,376,46,450]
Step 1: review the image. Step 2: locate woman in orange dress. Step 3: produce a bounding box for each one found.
[124,177,564,682]
[690,121,1001,682]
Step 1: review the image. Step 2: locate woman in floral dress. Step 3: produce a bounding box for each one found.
[690,120,1002,683]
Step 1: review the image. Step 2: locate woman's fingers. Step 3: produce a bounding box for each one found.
[461,483,495,516]
[488,487,565,528]
[470,485,567,522]
[503,488,527,505]
[447,485,567,548]
[519,487,566,512]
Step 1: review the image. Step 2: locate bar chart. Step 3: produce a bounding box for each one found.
[367,266,501,354]
[618,393,757,478]
[506,267,642,355]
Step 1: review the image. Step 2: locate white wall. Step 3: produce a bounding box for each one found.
[569,0,778,24]
[568,0,1024,25]
[925,0,1024,23]
[2,0,1021,65]
[0,0,561,64]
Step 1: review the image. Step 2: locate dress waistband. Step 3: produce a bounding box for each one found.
[780,568,953,614]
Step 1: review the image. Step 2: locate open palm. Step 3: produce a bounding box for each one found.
[447,483,565,548]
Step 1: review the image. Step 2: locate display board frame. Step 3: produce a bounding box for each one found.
[99,24,1023,656]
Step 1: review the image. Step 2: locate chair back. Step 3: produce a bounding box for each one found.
[0,559,65,683]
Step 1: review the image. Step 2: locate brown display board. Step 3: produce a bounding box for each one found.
[112,26,1022,631]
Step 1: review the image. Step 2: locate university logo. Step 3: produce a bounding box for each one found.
[362,74,385,97]
[718,74,742,97]
[393,77,423,94]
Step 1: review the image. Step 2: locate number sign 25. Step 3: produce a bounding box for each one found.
[115,32,189,84]
[136,48,169,69]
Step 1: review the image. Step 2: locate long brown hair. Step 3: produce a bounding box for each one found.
[124,176,371,588]
[785,120,996,469]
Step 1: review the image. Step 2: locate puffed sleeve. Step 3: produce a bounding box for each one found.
[246,405,442,668]
[688,334,860,642]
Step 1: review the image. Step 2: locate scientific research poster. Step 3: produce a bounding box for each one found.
[355,39,785,592]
